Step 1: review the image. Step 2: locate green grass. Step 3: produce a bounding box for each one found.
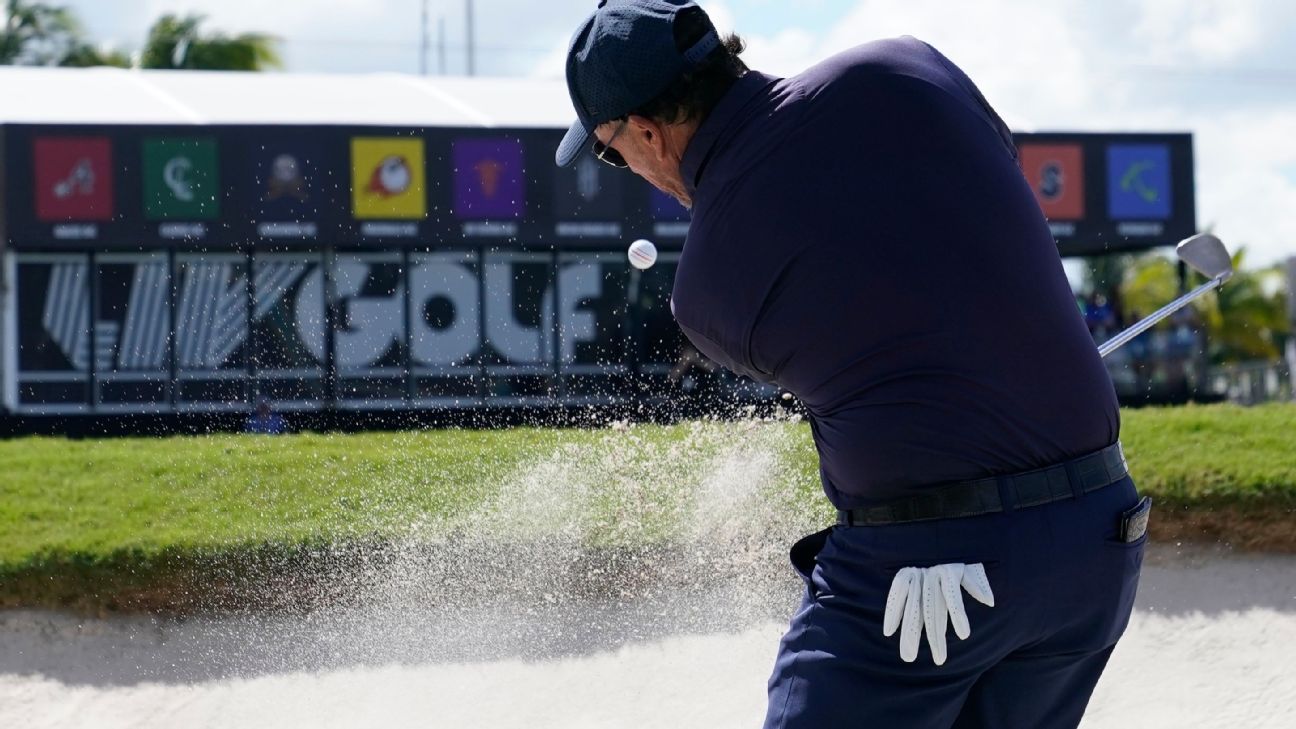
[1,404,1294,609]
[1120,403,1296,508]
[0,428,554,565]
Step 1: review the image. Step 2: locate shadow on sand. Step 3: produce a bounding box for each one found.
[1,541,1292,688]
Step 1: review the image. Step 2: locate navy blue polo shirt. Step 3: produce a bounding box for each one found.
[670,36,1119,509]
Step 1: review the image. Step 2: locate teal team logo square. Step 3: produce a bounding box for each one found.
[142,138,220,220]
[1107,144,1171,220]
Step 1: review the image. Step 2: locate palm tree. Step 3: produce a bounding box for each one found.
[59,40,129,67]
[1121,248,1289,364]
[2,0,80,64]
[1,0,128,67]
[139,14,281,71]
[1194,249,1289,363]
[1119,252,1177,319]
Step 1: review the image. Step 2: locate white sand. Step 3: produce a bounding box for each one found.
[2,545,1294,729]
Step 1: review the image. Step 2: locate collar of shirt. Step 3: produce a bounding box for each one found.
[680,71,780,200]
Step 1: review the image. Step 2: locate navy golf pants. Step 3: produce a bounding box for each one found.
[764,476,1146,729]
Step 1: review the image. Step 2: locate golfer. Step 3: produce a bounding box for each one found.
[556,2,1149,727]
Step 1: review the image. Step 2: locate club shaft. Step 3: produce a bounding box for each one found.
[1097,277,1225,358]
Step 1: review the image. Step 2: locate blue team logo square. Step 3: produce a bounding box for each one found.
[1107,144,1172,220]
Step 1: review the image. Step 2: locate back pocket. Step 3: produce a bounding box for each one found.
[789,528,833,596]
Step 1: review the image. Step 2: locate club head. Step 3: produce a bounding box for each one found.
[1177,233,1234,281]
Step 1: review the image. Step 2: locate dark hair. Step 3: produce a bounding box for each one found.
[630,7,748,125]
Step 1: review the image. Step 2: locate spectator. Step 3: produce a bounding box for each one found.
[1083,293,1117,341]
[245,400,287,435]
[1165,306,1202,398]
[1125,310,1152,391]
[1168,305,1199,352]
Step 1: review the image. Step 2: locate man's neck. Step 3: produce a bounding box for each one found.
[663,117,702,166]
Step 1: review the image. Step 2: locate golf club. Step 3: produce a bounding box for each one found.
[1097,233,1233,358]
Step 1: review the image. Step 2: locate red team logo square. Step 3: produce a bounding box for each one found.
[33,137,114,222]
[1018,144,1084,221]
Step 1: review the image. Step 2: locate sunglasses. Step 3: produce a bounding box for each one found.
[591,119,629,168]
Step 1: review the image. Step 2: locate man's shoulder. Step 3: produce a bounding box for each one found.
[790,36,938,90]
[786,36,1012,155]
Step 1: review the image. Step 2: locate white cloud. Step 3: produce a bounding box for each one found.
[1191,111,1296,264]
[70,0,598,75]
[710,0,1296,266]
[1131,0,1267,65]
[530,38,569,81]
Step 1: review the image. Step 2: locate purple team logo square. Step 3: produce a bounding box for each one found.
[453,138,525,219]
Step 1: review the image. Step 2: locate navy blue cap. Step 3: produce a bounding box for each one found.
[555,0,721,167]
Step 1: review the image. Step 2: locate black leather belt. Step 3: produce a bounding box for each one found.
[837,442,1129,526]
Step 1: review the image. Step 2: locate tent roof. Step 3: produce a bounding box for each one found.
[0,66,573,128]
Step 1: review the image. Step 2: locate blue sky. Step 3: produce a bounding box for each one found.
[59,0,1296,268]
[61,1,863,76]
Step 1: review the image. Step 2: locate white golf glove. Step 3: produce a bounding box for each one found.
[883,563,995,666]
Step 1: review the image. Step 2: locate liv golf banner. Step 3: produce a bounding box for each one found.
[6,249,659,413]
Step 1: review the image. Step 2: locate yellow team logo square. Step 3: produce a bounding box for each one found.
[351,137,427,219]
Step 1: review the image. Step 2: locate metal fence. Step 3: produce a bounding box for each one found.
[1208,359,1294,405]
[1099,328,1212,403]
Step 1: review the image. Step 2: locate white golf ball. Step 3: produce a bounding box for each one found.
[628,239,657,270]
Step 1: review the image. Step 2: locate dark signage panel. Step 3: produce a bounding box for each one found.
[557,251,633,402]
[174,253,250,409]
[12,254,91,411]
[2,123,1190,416]
[251,252,327,406]
[94,253,171,409]
[2,124,682,252]
[649,188,691,241]
[481,250,556,403]
[408,250,482,406]
[4,125,1193,256]
[3,245,780,415]
[1014,132,1196,255]
[634,254,685,371]
[554,155,626,234]
[332,252,407,404]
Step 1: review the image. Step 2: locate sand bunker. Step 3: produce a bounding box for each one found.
[1,544,1293,729]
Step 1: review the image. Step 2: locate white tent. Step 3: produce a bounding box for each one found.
[0,67,572,128]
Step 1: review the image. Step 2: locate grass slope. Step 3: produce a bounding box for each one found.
[1,404,1293,610]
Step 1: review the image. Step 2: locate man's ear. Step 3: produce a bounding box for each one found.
[627,114,668,162]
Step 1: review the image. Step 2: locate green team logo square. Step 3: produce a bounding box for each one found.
[142,138,220,220]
